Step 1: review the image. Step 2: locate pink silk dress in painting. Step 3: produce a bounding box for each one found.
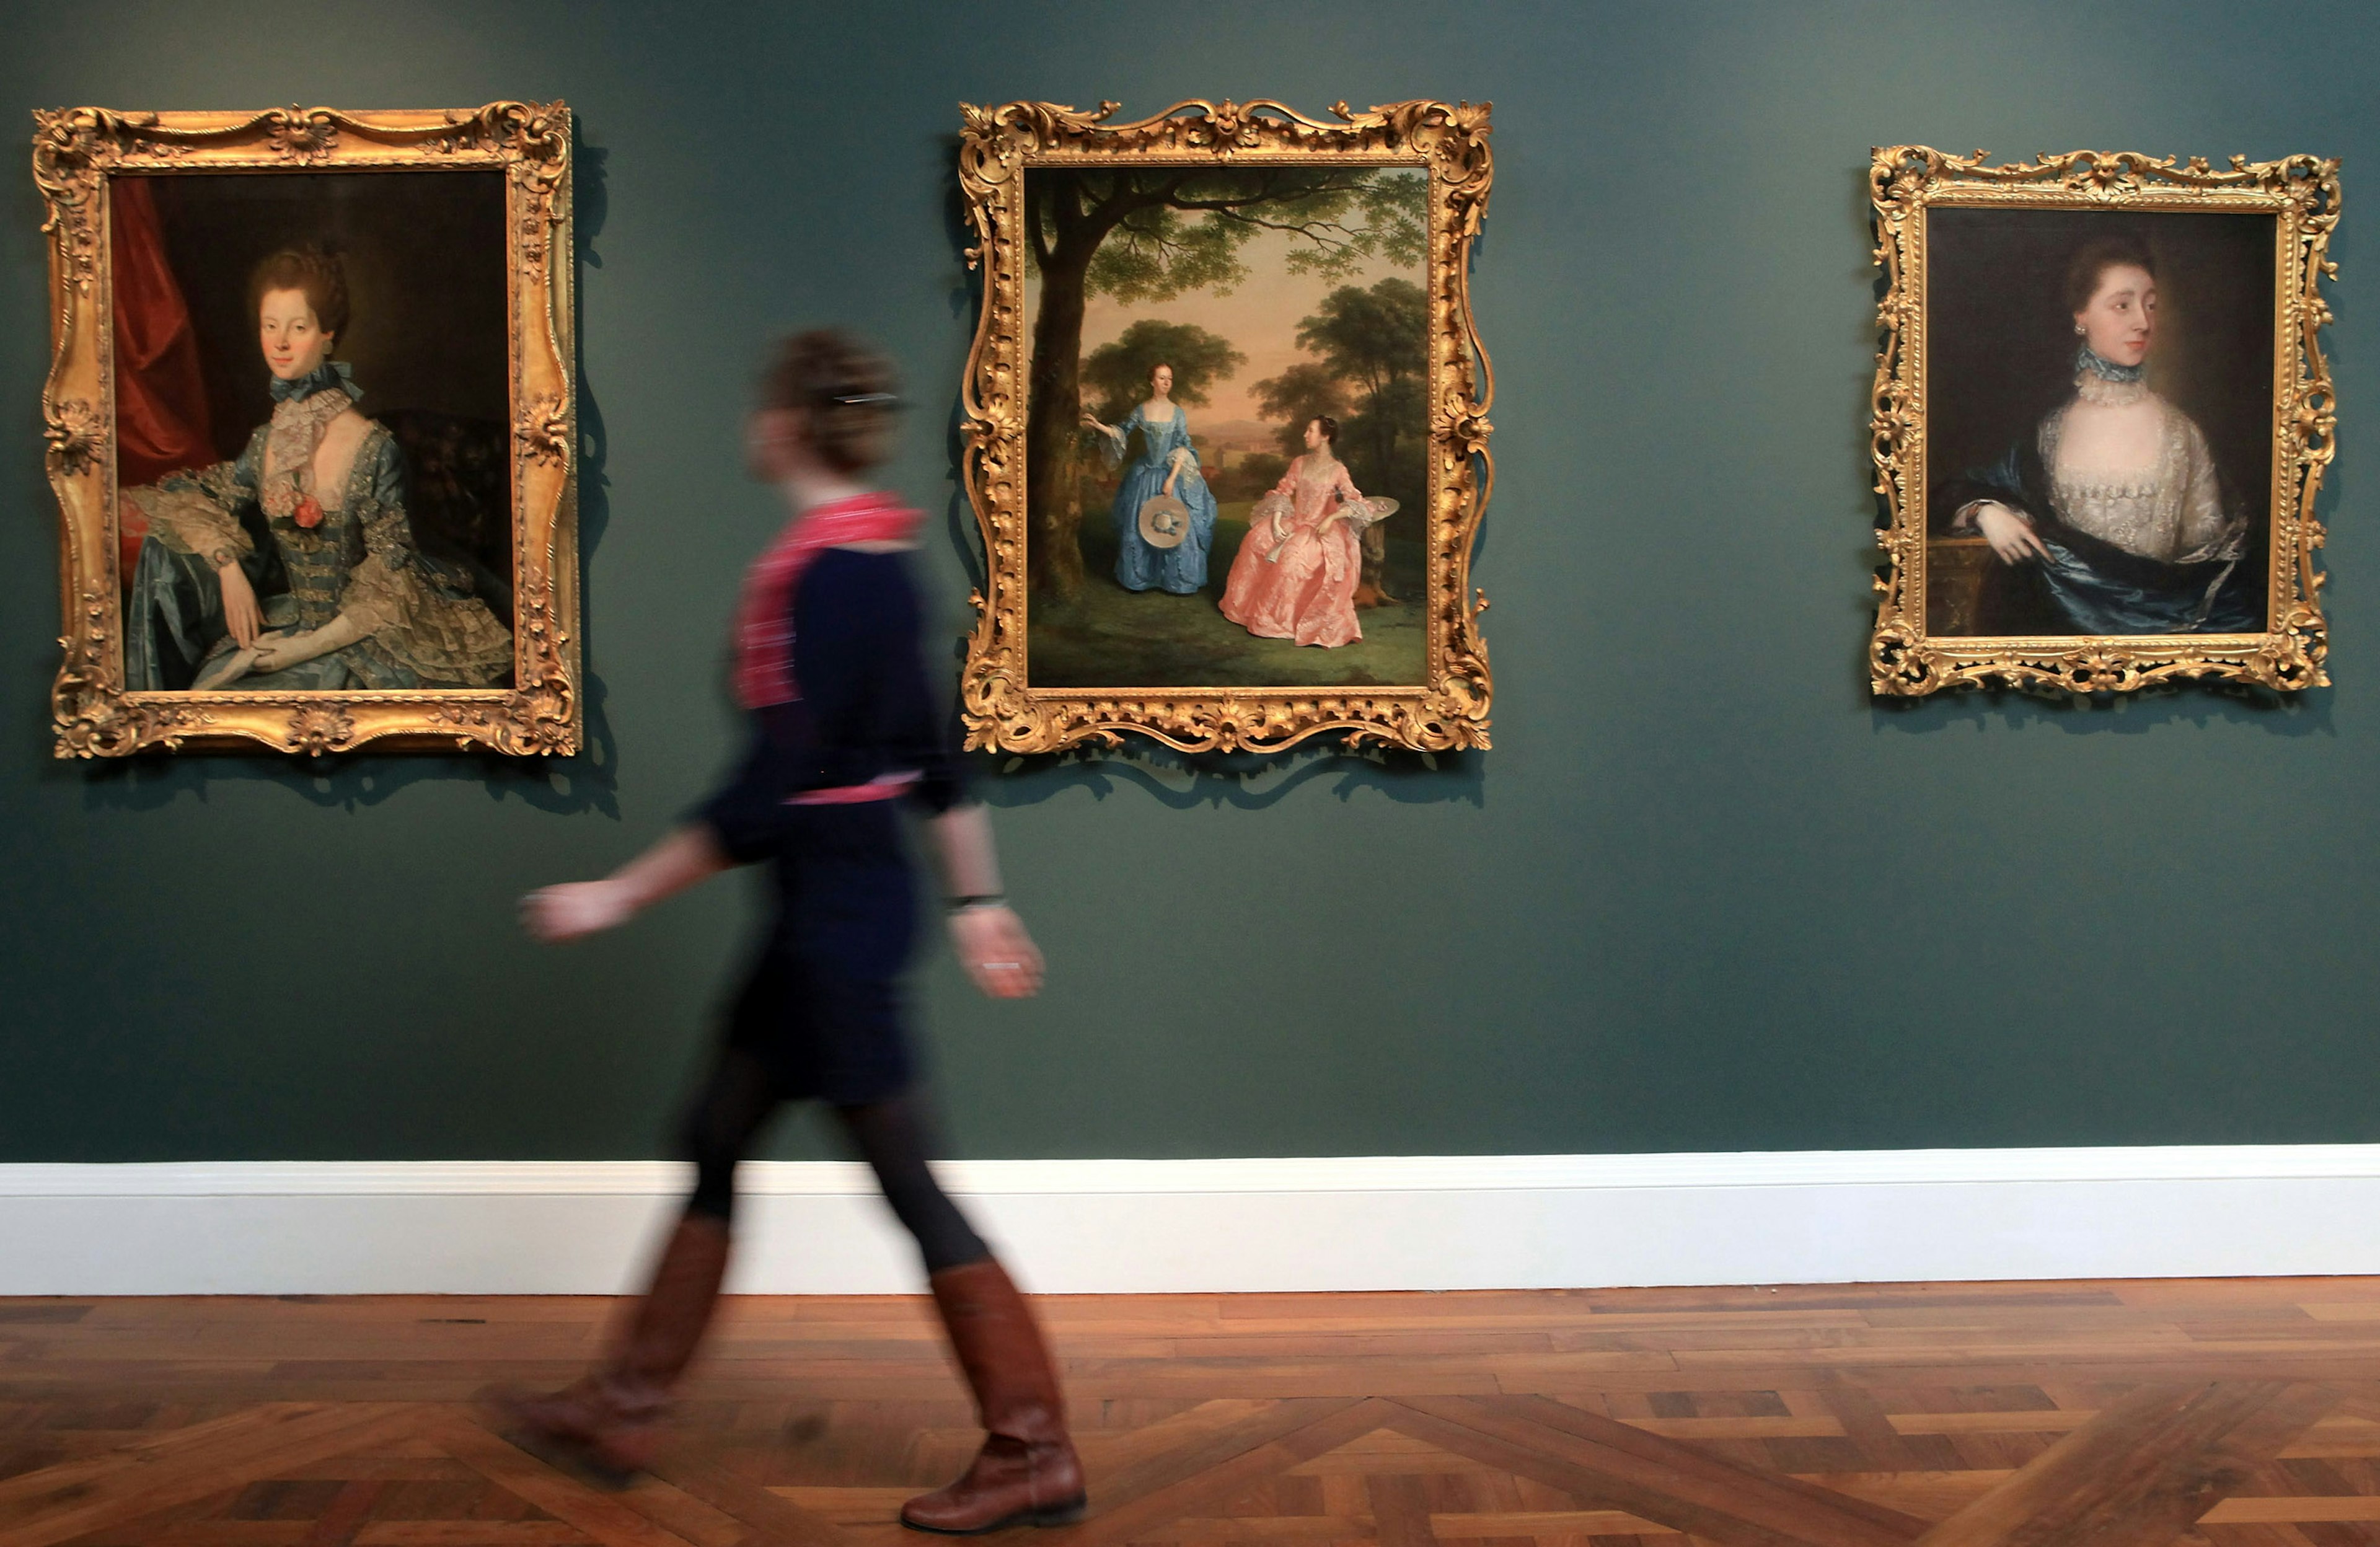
[1219,455,1367,647]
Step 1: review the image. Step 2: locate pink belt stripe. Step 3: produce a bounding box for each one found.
[787,770,922,806]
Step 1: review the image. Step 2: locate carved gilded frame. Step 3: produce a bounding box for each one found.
[34,102,578,756]
[956,99,1494,753]
[1869,147,2340,696]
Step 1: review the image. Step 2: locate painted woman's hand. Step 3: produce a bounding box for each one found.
[950,904,1044,999]
[521,879,638,943]
[250,613,361,674]
[245,630,301,674]
[192,647,258,691]
[217,562,261,648]
[1973,503,2049,564]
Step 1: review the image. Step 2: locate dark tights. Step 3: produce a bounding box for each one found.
[679,1047,989,1274]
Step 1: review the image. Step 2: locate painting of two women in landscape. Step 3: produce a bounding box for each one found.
[1020,162,1432,690]
[110,169,516,694]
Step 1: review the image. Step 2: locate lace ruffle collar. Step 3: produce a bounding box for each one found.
[2074,372,2150,407]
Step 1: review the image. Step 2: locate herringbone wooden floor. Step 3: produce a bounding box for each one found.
[6,1279,2380,1546]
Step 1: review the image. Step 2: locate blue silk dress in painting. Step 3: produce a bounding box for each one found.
[121,364,513,690]
[1099,403,1218,593]
[1938,368,2260,636]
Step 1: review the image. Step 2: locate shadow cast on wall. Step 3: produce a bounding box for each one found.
[971,739,1487,811]
[1868,683,2335,739]
[56,125,622,816]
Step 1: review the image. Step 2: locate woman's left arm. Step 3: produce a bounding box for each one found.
[1325,464,1365,524]
[1161,419,1197,495]
[930,804,1044,999]
[2178,419,2236,550]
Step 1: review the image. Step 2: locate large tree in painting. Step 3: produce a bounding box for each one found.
[1025,168,1424,596]
[1251,277,1429,509]
[1079,319,1244,423]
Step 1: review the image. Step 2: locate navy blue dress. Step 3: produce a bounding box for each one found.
[694,549,967,1103]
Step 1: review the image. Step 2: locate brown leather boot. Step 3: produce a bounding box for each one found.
[901,1258,1086,1533]
[488,1213,731,1479]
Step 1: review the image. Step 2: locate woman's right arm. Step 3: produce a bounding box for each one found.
[1265,458,1302,540]
[524,571,808,941]
[1941,439,2047,562]
[134,434,268,645]
[522,712,774,943]
[1962,501,2049,563]
[522,826,731,942]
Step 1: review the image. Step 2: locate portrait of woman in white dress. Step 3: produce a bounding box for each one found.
[1931,229,2265,636]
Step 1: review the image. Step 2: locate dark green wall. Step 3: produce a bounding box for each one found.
[4,1,2375,1162]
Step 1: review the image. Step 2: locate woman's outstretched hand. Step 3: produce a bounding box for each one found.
[522,879,638,943]
[950,904,1044,999]
[1973,503,2050,564]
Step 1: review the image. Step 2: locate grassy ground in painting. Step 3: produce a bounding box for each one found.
[1028,501,1429,690]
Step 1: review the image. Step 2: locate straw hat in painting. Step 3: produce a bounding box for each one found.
[1137,494,1192,549]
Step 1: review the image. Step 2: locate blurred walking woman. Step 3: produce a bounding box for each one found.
[505,331,1083,1534]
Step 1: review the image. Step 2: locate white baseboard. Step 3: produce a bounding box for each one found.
[3,1147,2377,1296]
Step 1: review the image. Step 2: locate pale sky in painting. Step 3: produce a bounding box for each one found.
[1025,205,1422,439]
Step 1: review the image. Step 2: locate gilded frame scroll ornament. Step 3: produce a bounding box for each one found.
[955,99,1494,753]
[34,102,578,755]
[1868,146,2339,696]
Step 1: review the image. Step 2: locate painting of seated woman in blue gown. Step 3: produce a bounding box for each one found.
[1924,208,2276,638]
[1020,165,1433,689]
[108,170,516,691]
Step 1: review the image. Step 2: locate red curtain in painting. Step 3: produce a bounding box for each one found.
[108,178,215,580]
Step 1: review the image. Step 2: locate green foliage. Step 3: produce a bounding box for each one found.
[1219,451,1290,501]
[1257,278,1432,507]
[1029,168,1427,303]
[1253,361,1354,458]
[1344,374,1429,506]
[1082,319,1246,423]
[1295,278,1428,396]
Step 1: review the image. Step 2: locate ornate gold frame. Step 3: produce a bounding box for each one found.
[1869,146,2340,696]
[954,99,1494,752]
[34,102,578,756]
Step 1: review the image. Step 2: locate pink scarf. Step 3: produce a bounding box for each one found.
[732,490,921,709]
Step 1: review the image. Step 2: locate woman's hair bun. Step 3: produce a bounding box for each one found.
[247,244,351,343]
[2064,234,2156,315]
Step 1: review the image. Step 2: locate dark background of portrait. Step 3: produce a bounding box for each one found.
[140,170,512,583]
[4,0,2379,1168]
[1925,207,2278,627]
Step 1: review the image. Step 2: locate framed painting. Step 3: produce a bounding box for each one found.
[955,98,1494,753]
[1869,146,2339,696]
[35,102,578,756]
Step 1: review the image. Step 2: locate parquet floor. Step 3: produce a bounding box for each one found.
[7,1279,2380,1546]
